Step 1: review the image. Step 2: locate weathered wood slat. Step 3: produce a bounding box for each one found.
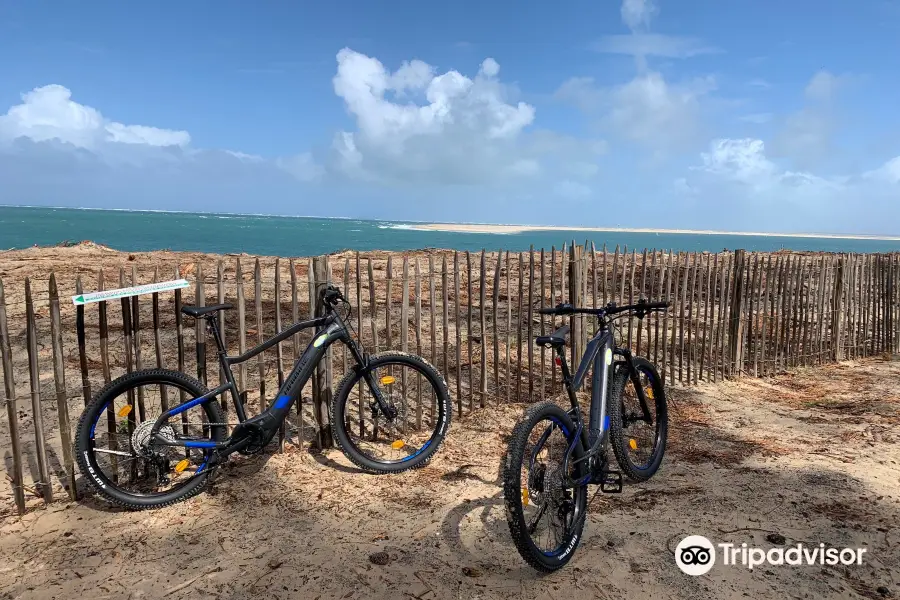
[660,251,673,382]
[505,250,512,403]
[429,255,437,385]
[49,274,77,500]
[254,259,265,413]
[748,253,761,376]
[194,265,206,387]
[25,278,53,503]
[415,257,424,425]
[527,247,535,403]
[174,266,188,458]
[718,254,732,381]
[386,256,393,350]
[516,252,524,402]
[668,253,681,386]
[454,252,463,414]
[368,258,378,352]
[441,256,451,402]
[75,276,92,407]
[699,254,711,380]
[131,266,146,422]
[550,247,557,391]
[760,255,774,375]
[275,259,285,452]
[217,261,227,391]
[235,259,247,395]
[466,251,474,410]
[479,250,488,408]
[0,278,26,514]
[118,269,136,434]
[636,249,649,356]
[539,249,547,398]
[684,253,697,383]
[493,251,502,403]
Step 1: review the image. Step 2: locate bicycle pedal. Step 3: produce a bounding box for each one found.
[599,470,623,494]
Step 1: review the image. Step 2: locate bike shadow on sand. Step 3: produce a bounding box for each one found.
[70,434,368,513]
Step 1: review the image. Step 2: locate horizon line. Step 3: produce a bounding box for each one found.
[2,204,900,242]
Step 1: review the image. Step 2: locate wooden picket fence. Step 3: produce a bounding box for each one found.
[1,244,898,515]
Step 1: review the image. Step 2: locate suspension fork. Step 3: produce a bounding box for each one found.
[616,348,653,425]
[344,332,397,420]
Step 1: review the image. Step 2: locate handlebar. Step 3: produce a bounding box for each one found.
[538,299,669,318]
[319,283,345,307]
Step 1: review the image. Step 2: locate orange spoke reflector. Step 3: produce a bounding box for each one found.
[174,459,190,473]
[381,375,396,385]
[522,488,530,506]
[391,440,405,450]
[645,388,654,400]
[629,439,638,450]
[117,405,133,418]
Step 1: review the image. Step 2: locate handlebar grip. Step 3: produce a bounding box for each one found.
[539,303,574,315]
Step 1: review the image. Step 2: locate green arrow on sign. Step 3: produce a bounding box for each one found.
[72,279,190,306]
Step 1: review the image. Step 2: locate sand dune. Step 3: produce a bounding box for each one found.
[408,222,900,240]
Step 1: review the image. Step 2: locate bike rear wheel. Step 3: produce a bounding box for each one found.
[75,369,227,510]
[330,351,452,473]
[608,356,668,482]
[503,401,588,572]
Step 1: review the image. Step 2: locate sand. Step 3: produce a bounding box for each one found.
[1,356,898,600]
[406,223,900,240]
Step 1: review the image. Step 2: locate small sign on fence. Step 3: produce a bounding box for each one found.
[71,278,190,306]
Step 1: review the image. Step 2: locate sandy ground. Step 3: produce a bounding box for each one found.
[408,223,900,241]
[1,356,898,600]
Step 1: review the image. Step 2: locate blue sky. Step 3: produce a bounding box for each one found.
[1,0,898,233]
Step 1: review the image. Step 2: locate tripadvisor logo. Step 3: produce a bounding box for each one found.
[675,535,868,576]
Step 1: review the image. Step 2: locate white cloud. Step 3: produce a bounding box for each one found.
[0,85,190,149]
[684,138,900,231]
[771,70,848,169]
[621,0,658,31]
[747,78,772,90]
[276,152,325,182]
[329,47,543,184]
[863,156,900,184]
[804,70,843,102]
[596,0,718,60]
[592,34,719,59]
[559,71,715,154]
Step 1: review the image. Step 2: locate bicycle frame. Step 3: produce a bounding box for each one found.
[551,316,654,488]
[147,306,387,458]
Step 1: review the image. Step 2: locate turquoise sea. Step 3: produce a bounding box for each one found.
[2,206,899,255]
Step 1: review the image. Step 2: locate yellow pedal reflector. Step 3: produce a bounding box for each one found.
[174,459,190,473]
[629,439,638,450]
[391,440,405,450]
[381,375,396,385]
[522,488,530,506]
[645,388,654,400]
[117,405,133,418]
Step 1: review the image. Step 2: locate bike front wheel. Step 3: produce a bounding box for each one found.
[503,401,588,573]
[608,356,668,482]
[330,351,452,473]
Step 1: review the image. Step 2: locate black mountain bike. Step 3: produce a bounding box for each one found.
[503,299,670,572]
[76,284,452,510]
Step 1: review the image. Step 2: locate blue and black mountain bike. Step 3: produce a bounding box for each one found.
[75,284,452,510]
[503,299,670,571]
